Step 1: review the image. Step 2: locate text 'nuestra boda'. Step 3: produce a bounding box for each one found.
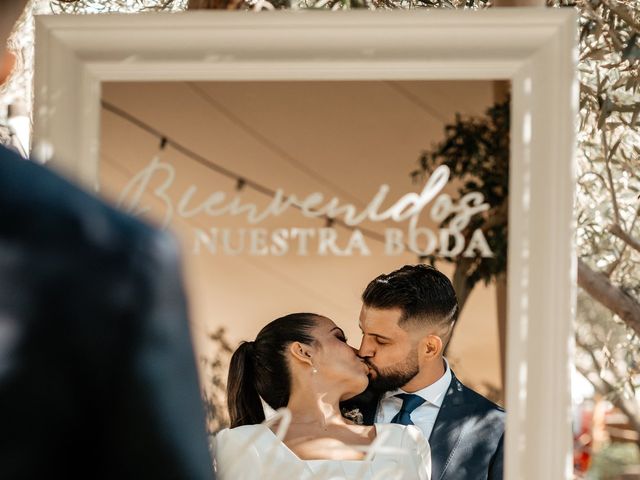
[118,158,494,258]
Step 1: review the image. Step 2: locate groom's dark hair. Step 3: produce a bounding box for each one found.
[362,264,458,334]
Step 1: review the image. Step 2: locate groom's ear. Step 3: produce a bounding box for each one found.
[420,334,444,360]
[289,342,314,366]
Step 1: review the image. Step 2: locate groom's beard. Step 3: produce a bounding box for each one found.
[365,348,419,393]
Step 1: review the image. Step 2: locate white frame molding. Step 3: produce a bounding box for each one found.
[34,9,577,480]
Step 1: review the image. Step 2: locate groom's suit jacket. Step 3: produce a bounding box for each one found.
[345,370,505,480]
[0,146,213,479]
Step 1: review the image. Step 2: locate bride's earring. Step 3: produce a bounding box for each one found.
[311,366,318,374]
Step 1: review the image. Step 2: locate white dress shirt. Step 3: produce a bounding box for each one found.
[375,358,452,441]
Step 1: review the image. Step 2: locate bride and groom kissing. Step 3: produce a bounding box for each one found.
[214,264,505,479]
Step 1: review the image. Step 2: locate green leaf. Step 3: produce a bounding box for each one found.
[622,34,640,60]
[597,106,608,129]
[625,76,637,90]
[631,105,640,126]
[609,137,622,157]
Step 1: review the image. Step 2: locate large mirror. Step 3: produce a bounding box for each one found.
[33,10,577,479]
[98,79,508,427]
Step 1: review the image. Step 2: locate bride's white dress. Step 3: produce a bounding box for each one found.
[213,423,431,480]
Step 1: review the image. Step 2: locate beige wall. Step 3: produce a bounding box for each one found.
[99,80,503,398]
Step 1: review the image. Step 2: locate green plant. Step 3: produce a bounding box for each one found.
[411,99,509,312]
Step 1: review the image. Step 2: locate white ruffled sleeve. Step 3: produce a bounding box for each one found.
[401,425,432,480]
[213,425,310,480]
[213,426,264,480]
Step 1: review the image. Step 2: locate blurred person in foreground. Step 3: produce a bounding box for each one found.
[0,2,214,478]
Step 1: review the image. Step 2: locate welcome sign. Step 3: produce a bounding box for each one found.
[119,158,494,258]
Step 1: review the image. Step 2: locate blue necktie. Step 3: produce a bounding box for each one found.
[390,393,426,425]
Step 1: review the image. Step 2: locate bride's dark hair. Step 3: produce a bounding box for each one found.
[226,312,319,428]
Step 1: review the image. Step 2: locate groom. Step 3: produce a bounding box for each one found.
[349,264,504,480]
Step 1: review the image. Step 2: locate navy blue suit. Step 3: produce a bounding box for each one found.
[345,370,505,480]
[0,146,213,479]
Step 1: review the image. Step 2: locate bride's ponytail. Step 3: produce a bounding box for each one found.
[225,313,318,428]
[227,341,265,428]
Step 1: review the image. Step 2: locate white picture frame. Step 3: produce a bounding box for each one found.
[33,9,578,479]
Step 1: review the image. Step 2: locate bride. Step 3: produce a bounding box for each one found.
[213,313,431,479]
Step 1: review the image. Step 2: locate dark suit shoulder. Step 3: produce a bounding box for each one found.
[0,146,160,258]
[451,374,506,436]
[431,372,505,480]
[460,381,505,415]
[0,146,180,338]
